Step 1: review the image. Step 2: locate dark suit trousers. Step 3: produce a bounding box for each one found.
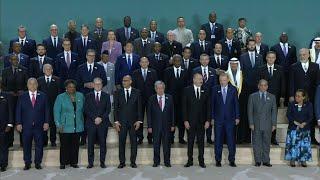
[252,129,271,163]
[214,122,236,162]
[87,123,108,165]
[153,128,171,164]
[172,97,185,141]
[9,95,23,146]
[119,124,137,164]
[22,128,44,165]
[137,98,152,141]
[237,90,251,143]
[44,111,57,145]
[60,133,80,165]
[187,125,205,163]
[0,132,9,167]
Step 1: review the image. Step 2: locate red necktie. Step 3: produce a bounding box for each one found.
[158,96,162,110]
[31,93,36,107]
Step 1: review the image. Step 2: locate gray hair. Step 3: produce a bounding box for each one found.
[93,77,102,83]
[50,24,58,30]
[42,63,53,73]
[154,80,165,90]
[258,79,268,85]
[27,77,38,84]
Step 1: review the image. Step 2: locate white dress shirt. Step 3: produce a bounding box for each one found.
[45,75,52,83]
[29,91,37,101]
[87,62,94,73]
[301,61,309,72]
[201,66,208,76]
[173,66,181,77]
[19,37,26,45]
[94,90,102,101]
[157,94,165,111]
[194,85,201,99]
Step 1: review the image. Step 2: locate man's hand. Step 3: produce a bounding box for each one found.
[171,126,175,132]
[5,126,11,133]
[250,125,254,131]
[235,119,240,125]
[184,121,190,130]
[16,124,22,132]
[148,128,152,133]
[115,122,121,132]
[204,121,210,129]
[43,123,49,131]
[272,126,276,132]
[95,117,102,125]
[134,122,140,131]
[289,96,294,102]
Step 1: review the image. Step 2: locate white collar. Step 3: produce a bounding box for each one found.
[157,94,165,99]
[301,61,309,65]
[201,65,208,70]
[267,64,274,68]
[87,62,94,68]
[125,53,132,57]
[29,91,37,96]
[174,66,181,71]
[64,50,71,54]
[194,84,201,90]
[214,54,221,58]
[82,35,88,39]
[45,75,52,79]
[38,55,45,59]
[19,37,26,41]
[199,40,205,44]
[94,90,102,94]
[124,87,132,92]
[221,85,228,90]
[280,42,288,47]
[141,68,148,72]
[183,58,189,62]
[51,35,58,39]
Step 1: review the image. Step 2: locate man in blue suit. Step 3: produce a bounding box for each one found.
[73,24,97,64]
[115,42,140,88]
[149,20,165,44]
[4,42,29,68]
[9,25,37,58]
[115,16,139,47]
[16,78,50,170]
[211,73,240,167]
[200,11,224,46]
[42,24,63,59]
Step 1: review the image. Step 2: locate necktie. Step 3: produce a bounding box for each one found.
[217,56,221,67]
[53,37,57,48]
[20,39,24,46]
[158,96,162,110]
[31,93,36,107]
[176,69,180,78]
[222,87,227,104]
[83,37,87,47]
[303,64,308,72]
[125,28,130,40]
[126,90,129,102]
[95,92,100,104]
[261,93,266,103]
[127,55,132,70]
[152,32,155,39]
[203,68,208,82]
[250,53,255,68]
[39,57,43,69]
[269,66,273,77]
[143,40,147,47]
[228,42,232,52]
[211,24,215,34]
[200,41,205,52]
[197,88,200,100]
[184,61,188,69]
[66,52,71,68]
[156,55,159,61]
[46,77,50,86]
[282,45,287,57]
[143,69,147,81]
[89,65,92,74]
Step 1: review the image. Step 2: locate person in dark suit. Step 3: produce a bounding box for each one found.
[149,20,165,44]
[161,31,183,59]
[114,75,143,169]
[37,64,60,147]
[314,85,320,137]
[289,48,319,144]
[258,51,285,145]
[181,47,200,82]
[200,11,224,46]
[190,30,212,59]
[63,20,81,50]
[255,32,269,61]
[115,42,140,87]
[16,78,50,170]
[147,42,170,80]
[147,81,175,167]
[163,54,188,144]
[4,42,29,68]
[2,55,28,147]
[133,28,155,57]
[183,73,210,168]
[219,28,241,59]
[42,24,63,59]
[116,16,140,47]
[55,38,79,88]
[209,42,229,72]
[85,77,111,169]
[92,18,108,58]
[238,38,264,144]
[73,24,97,64]
[9,25,36,58]
[28,44,54,78]
[211,73,240,167]
[0,82,14,172]
[132,57,158,144]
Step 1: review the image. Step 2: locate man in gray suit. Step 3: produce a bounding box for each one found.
[248,79,277,167]
[98,50,115,97]
[133,28,155,57]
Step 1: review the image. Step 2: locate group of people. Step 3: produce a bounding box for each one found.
[0,11,320,172]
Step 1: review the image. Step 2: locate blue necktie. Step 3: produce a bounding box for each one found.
[127,55,132,70]
[222,87,227,104]
[211,24,215,34]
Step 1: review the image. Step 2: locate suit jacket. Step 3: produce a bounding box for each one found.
[201,22,224,45]
[28,56,54,78]
[3,53,29,68]
[211,85,240,124]
[84,91,111,128]
[64,31,81,50]
[147,53,169,80]
[92,28,108,55]
[133,38,155,57]
[148,31,165,44]
[9,38,37,57]
[76,62,107,95]
[113,88,142,126]
[190,40,212,59]
[37,76,60,110]
[147,94,174,132]
[54,52,79,88]
[289,62,319,101]
[114,53,140,85]
[16,91,50,131]
[270,43,297,73]
[287,101,313,130]
[256,43,269,61]
[1,65,28,93]
[219,38,241,59]
[0,91,14,133]
[248,92,277,131]
[181,58,200,82]
[97,61,116,94]
[42,37,63,59]
[73,37,97,64]
[314,85,320,120]
[192,66,217,90]
[115,27,140,47]
[161,40,183,58]
[132,68,158,101]
[163,67,188,99]
[182,86,210,127]
[209,54,229,71]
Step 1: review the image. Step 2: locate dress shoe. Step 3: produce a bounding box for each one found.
[35,164,42,170]
[207,139,214,144]
[100,163,106,168]
[263,162,272,167]
[1,166,7,172]
[148,139,153,144]
[179,139,187,144]
[199,162,206,168]
[51,142,57,147]
[60,165,65,169]
[130,163,137,168]
[24,164,31,170]
[138,139,143,145]
[80,140,86,146]
[71,164,79,168]
[118,163,125,169]
[271,141,279,145]
[184,162,193,167]
[301,162,307,167]
[229,162,237,167]
[164,163,171,167]
[255,162,261,167]
[290,161,296,167]
[87,164,93,169]
[152,163,159,167]
[216,161,222,167]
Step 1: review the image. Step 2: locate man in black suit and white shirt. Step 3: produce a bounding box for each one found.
[200,11,224,46]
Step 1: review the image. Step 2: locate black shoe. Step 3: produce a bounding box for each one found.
[171,139,174,144]
[35,164,42,170]
[263,162,272,167]
[51,142,57,147]
[207,139,214,144]
[43,143,48,147]
[148,139,153,145]
[118,163,125,169]
[271,141,279,145]
[138,139,143,145]
[199,162,206,168]
[130,163,137,168]
[301,162,307,167]
[184,162,193,167]
[179,139,187,144]
[290,161,296,167]
[229,162,237,167]
[164,163,171,167]
[80,140,86,146]
[255,162,261,167]
[152,163,159,167]
[0,166,7,172]
[216,161,221,167]
[87,164,93,169]
[24,164,31,170]
[100,163,106,168]
[60,165,65,169]
[71,164,79,168]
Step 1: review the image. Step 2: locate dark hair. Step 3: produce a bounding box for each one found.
[214,42,223,47]
[81,24,89,30]
[101,50,109,55]
[238,17,247,22]
[62,38,71,43]
[266,51,276,56]
[86,49,96,55]
[296,89,309,103]
[36,43,46,50]
[125,41,133,46]
[64,79,77,88]
[183,46,192,52]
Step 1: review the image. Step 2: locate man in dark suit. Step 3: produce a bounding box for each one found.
[147,42,169,80]
[73,24,97,64]
[114,75,142,168]
[183,73,210,168]
[190,30,212,59]
[16,78,50,170]
[116,16,140,47]
[238,38,264,143]
[84,77,111,169]
[258,51,285,145]
[161,31,183,59]
[219,28,241,59]
[163,54,188,144]
[55,38,79,88]
[37,64,60,147]
[64,20,81,50]
[4,42,29,68]
[0,82,14,172]
[147,81,175,167]
[28,44,54,78]
[209,42,229,72]
[181,47,199,82]
[115,42,140,87]
[9,25,36,58]
[132,57,158,144]
[255,32,269,61]
[200,11,224,46]
[149,20,165,44]
[42,24,63,59]
[211,73,240,167]
[289,48,319,144]
[133,28,155,57]
[92,18,108,57]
